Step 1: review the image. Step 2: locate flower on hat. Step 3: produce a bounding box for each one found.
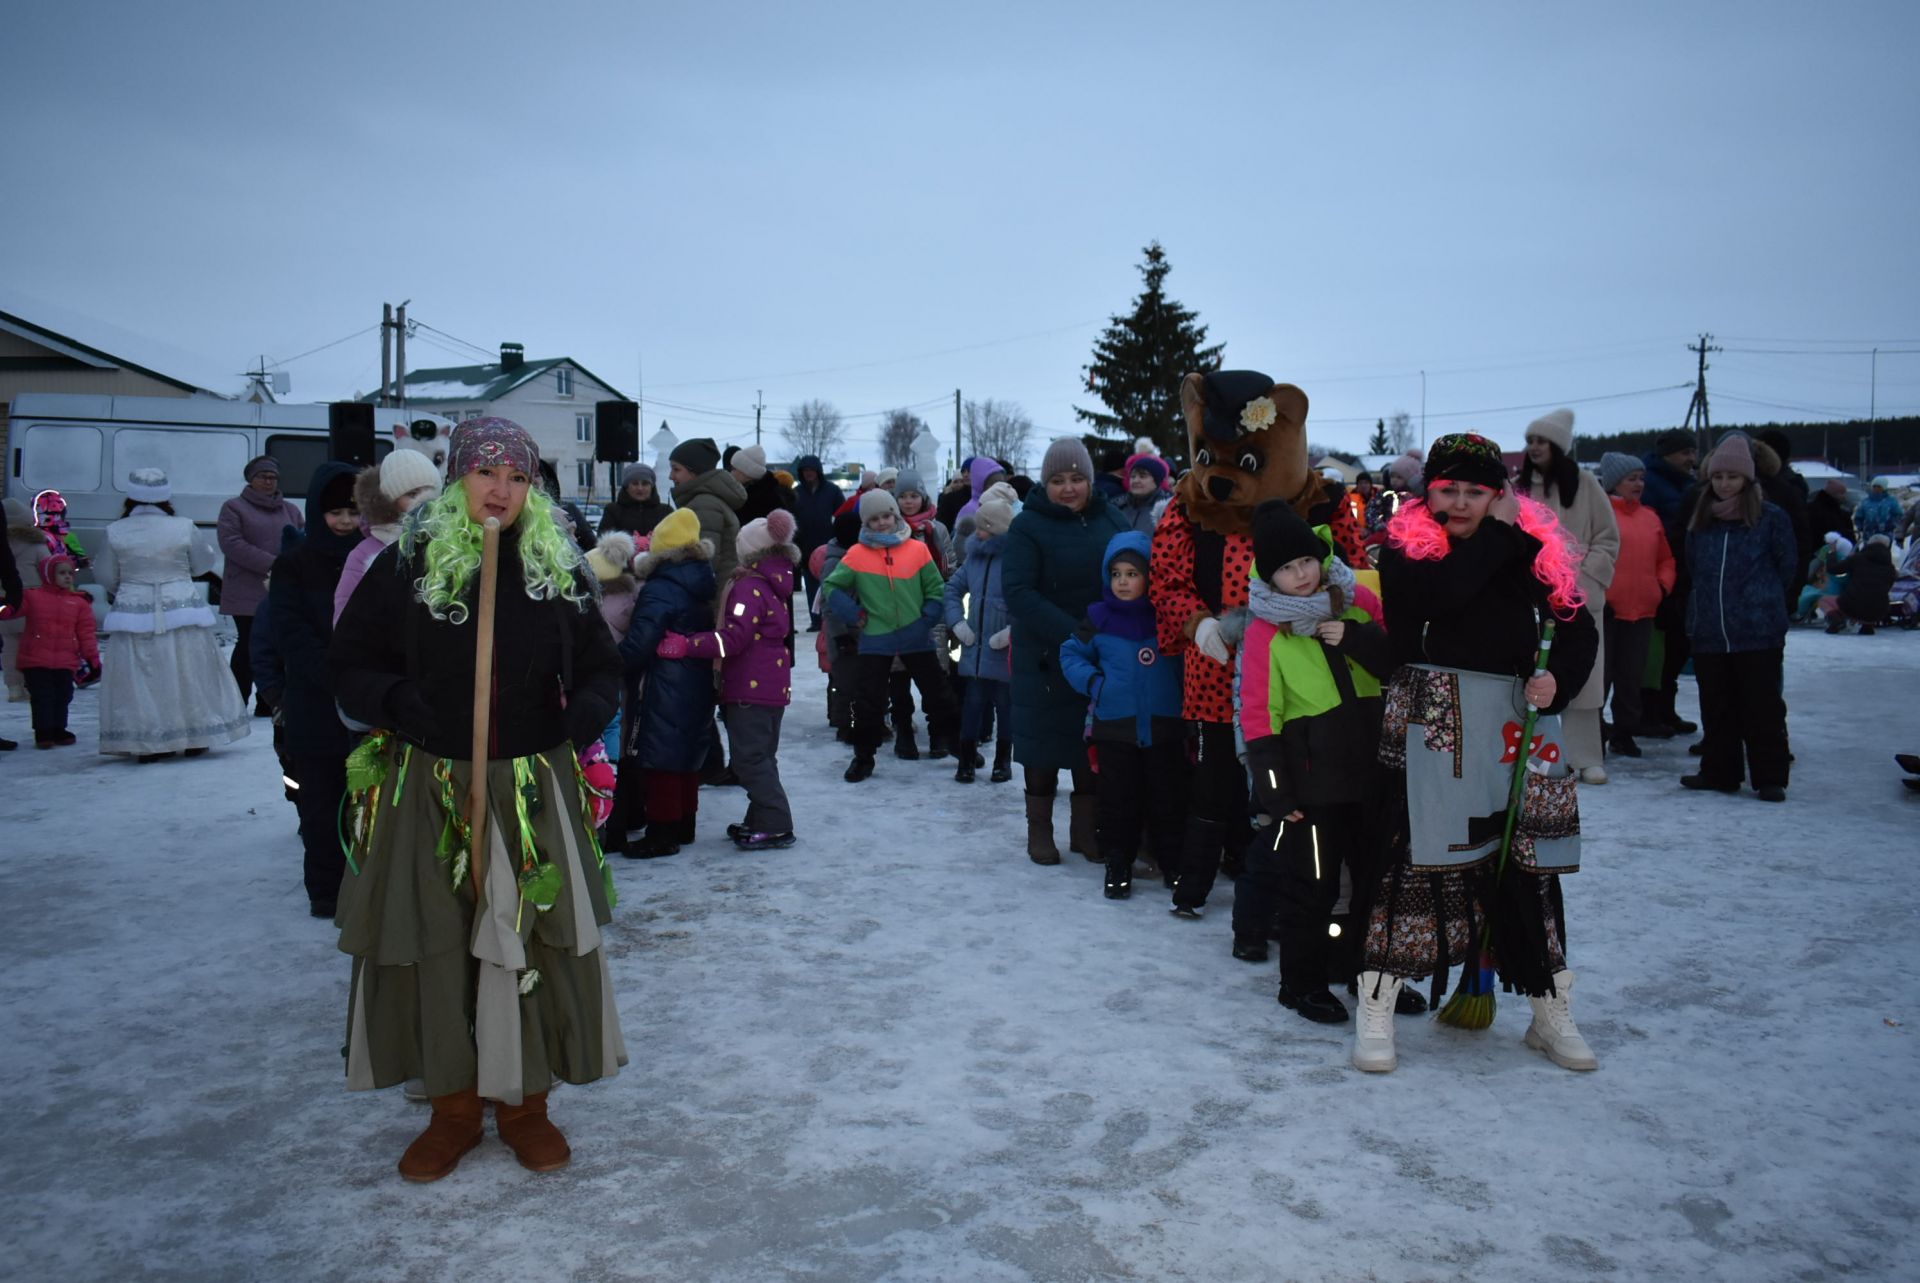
[1240,396,1278,433]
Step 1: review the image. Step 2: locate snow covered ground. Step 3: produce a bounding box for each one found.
[2,627,1915,1282]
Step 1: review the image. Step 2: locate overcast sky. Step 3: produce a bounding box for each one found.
[7,0,1917,467]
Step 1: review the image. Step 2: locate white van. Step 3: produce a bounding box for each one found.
[7,392,453,565]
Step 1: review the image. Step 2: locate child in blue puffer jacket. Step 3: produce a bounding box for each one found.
[944,491,1015,784]
[1059,531,1187,900]
[1683,434,1796,801]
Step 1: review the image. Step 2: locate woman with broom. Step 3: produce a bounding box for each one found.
[1352,432,1599,1075]
[330,417,627,1181]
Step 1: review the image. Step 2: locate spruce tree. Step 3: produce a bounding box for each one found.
[1075,242,1224,461]
[1368,419,1391,454]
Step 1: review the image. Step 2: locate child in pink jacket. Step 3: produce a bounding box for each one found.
[0,554,100,747]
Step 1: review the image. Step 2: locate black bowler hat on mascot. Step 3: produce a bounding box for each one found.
[1252,499,1331,581]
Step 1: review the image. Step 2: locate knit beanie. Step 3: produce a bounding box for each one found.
[649,507,701,553]
[126,467,172,504]
[317,467,358,514]
[670,437,721,475]
[1386,452,1424,490]
[243,455,280,482]
[1126,454,1169,487]
[1251,499,1330,581]
[1653,428,1694,457]
[974,496,1015,537]
[378,448,443,502]
[894,468,927,502]
[981,481,1018,509]
[621,462,656,490]
[1598,452,1643,495]
[859,489,900,522]
[1705,433,1756,481]
[875,467,899,489]
[735,508,797,563]
[1040,437,1094,482]
[732,444,769,481]
[1525,408,1575,455]
[586,531,636,581]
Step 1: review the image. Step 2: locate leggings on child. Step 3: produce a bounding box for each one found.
[22,666,74,737]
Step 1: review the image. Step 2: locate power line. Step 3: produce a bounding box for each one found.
[1311,383,1691,427]
[263,325,379,369]
[1722,346,1920,356]
[647,319,1106,390]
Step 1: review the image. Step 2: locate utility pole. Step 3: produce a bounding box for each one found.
[1419,370,1427,450]
[954,389,962,466]
[394,301,409,411]
[1680,332,1720,448]
[754,389,765,447]
[1869,348,1878,471]
[380,303,393,405]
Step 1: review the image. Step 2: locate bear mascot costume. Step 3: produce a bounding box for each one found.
[1150,369,1365,914]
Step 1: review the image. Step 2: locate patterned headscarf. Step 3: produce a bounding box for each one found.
[446,416,539,482]
[1423,433,1508,489]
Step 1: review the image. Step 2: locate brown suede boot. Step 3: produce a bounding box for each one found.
[397,1087,485,1182]
[495,1091,571,1173]
[1024,793,1061,865]
[1068,792,1101,862]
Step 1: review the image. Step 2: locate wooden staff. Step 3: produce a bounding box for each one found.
[467,516,503,900]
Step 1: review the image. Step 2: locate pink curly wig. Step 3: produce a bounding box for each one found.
[1386,495,1585,618]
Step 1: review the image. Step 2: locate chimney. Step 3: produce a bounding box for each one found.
[500,342,525,371]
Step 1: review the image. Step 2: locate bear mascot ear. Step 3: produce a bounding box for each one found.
[1263,382,1312,506]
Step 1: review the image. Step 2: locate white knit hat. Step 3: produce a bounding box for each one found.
[732,444,769,481]
[875,467,899,489]
[974,497,1015,537]
[1525,408,1575,455]
[126,467,171,503]
[379,448,444,502]
[859,489,900,522]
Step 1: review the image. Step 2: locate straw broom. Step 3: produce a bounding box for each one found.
[1435,620,1557,1030]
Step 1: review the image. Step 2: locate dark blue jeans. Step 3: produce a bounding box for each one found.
[23,666,74,737]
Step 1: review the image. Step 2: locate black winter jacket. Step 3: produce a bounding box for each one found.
[1835,542,1895,623]
[269,461,361,758]
[328,529,621,761]
[1378,518,1598,716]
[791,456,844,552]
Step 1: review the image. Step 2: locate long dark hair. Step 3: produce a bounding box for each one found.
[1515,442,1581,504]
[121,498,177,517]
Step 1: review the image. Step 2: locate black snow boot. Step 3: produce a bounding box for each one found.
[894,726,920,760]
[954,741,977,783]
[989,741,1013,784]
[845,751,876,783]
[1170,817,1226,913]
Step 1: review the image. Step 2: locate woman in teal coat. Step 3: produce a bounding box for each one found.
[1001,438,1129,863]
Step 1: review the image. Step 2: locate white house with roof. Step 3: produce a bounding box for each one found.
[365,343,632,498]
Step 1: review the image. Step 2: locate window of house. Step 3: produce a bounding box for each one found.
[576,459,593,490]
[576,413,593,442]
[555,367,574,397]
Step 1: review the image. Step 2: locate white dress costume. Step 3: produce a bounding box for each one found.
[92,506,250,755]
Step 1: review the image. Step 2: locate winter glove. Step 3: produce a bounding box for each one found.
[988,627,1011,650]
[930,623,949,653]
[1194,615,1232,665]
[655,631,691,660]
[951,619,977,647]
[1245,737,1299,822]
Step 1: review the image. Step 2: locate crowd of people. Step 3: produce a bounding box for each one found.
[2,399,1916,1183]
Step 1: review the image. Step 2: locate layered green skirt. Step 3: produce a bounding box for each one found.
[336,737,627,1104]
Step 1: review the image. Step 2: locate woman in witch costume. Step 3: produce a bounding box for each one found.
[329,417,627,1181]
[1352,433,1599,1075]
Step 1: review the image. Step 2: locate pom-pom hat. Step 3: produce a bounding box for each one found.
[586,531,636,581]
[736,508,797,563]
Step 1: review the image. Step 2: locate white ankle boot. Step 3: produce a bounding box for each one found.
[1351,971,1403,1073]
[1524,968,1598,1071]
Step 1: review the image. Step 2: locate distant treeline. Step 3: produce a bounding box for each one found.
[1572,417,1918,473]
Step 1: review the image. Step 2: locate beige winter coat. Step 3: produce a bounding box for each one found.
[1523,468,1620,711]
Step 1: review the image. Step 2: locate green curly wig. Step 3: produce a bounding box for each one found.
[403,483,588,624]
